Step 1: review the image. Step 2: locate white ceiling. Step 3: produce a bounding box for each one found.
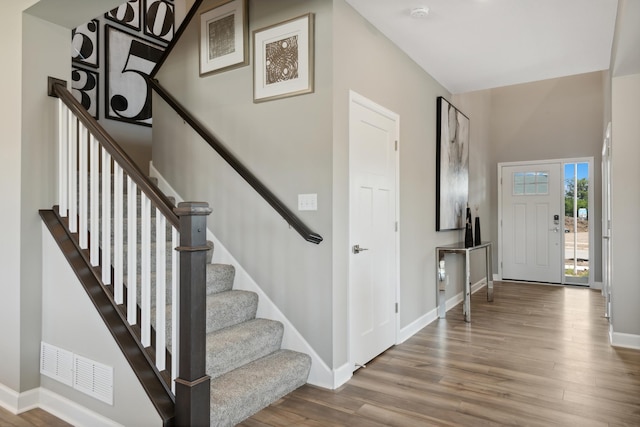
[344,0,619,94]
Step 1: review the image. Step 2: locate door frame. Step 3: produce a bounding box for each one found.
[348,90,400,370]
[601,122,612,317]
[498,157,594,286]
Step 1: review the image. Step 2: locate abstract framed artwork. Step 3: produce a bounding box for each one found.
[105,0,141,31]
[71,67,99,119]
[72,20,99,68]
[253,13,314,103]
[199,0,248,76]
[105,25,164,126]
[144,0,175,43]
[435,96,470,231]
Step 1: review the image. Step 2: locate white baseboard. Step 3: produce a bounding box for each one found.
[332,362,353,389]
[0,385,120,427]
[591,281,603,290]
[149,162,335,389]
[610,325,640,350]
[398,308,438,344]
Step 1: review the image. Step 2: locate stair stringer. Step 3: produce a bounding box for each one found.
[150,162,336,389]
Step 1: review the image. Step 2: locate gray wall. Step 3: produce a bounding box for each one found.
[332,0,473,367]
[153,0,335,364]
[479,72,605,281]
[610,73,640,337]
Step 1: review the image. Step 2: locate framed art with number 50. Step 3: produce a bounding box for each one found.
[200,0,248,76]
[253,13,314,103]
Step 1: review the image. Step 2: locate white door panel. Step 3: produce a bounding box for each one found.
[502,163,562,283]
[349,93,398,368]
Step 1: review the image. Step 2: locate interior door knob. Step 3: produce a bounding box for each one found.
[352,244,369,254]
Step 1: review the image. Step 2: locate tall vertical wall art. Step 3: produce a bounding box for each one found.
[436,96,470,231]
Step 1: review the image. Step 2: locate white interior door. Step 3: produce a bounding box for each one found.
[349,92,398,369]
[501,163,563,283]
[602,123,612,318]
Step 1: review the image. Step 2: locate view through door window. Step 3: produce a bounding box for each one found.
[564,162,589,285]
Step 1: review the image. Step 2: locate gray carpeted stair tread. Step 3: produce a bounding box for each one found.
[206,263,235,295]
[209,349,311,427]
[206,290,258,333]
[206,319,283,380]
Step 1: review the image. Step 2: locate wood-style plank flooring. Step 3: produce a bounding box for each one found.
[240,281,640,426]
[0,406,71,427]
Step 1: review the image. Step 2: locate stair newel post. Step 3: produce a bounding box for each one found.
[174,202,212,427]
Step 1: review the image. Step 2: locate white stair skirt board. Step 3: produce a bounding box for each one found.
[149,162,335,389]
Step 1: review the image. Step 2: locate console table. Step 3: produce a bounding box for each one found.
[436,241,494,322]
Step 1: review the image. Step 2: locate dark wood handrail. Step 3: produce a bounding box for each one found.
[50,79,180,229]
[148,78,323,245]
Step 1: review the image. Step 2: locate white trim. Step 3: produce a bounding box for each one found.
[347,90,401,375]
[0,386,121,427]
[610,326,640,350]
[149,162,335,389]
[332,362,353,389]
[591,281,603,290]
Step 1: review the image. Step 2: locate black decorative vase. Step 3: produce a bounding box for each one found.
[464,207,473,248]
[475,216,481,245]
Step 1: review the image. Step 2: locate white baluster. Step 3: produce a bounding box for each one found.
[127,177,138,325]
[171,226,179,394]
[141,194,151,347]
[58,100,68,217]
[114,164,124,305]
[101,149,112,284]
[78,124,88,249]
[155,209,166,371]
[89,135,99,266]
[68,117,78,233]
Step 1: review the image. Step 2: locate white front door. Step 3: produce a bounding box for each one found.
[349,92,398,369]
[501,163,563,283]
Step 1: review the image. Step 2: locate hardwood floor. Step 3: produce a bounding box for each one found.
[240,281,640,426]
[0,406,71,427]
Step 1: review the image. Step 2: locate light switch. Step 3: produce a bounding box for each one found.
[298,193,317,211]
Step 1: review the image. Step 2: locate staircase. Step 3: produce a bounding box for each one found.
[129,180,312,426]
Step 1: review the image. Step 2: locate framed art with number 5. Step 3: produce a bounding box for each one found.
[200,0,248,76]
[253,13,314,103]
[105,25,164,126]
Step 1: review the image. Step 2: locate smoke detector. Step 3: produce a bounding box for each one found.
[410,7,430,18]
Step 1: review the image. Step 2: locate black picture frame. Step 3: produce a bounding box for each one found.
[72,20,99,68]
[105,0,142,31]
[71,67,99,119]
[105,25,164,126]
[436,96,470,231]
[144,0,175,43]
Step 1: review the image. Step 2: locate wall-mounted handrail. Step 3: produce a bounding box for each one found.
[50,79,179,229]
[148,78,323,244]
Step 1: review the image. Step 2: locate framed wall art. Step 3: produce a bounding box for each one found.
[253,13,314,103]
[105,0,141,31]
[200,0,248,75]
[71,67,99,119]
[144,0,175,43]
[435,96,470,231]
[72,20,99,68]
[105,25,164,126]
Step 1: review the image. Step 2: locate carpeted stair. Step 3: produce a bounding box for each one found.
[115,178,311,426]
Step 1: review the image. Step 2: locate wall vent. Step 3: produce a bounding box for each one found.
[40,342,114,405]
[40,342,73,386]
[73,354,114,405]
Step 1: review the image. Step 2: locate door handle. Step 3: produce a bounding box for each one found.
[352,244,369,254]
